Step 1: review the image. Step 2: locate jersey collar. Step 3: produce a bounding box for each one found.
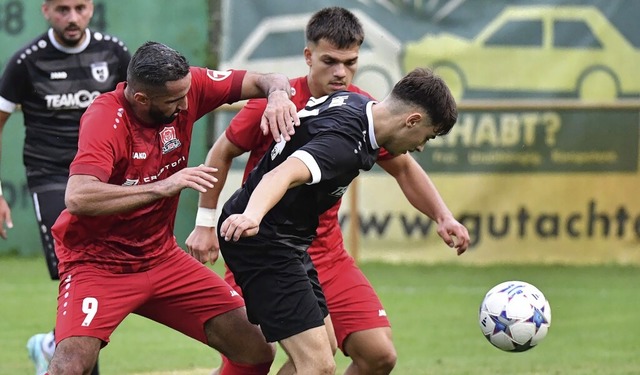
[48,28,91,54]
[366,101,380,150]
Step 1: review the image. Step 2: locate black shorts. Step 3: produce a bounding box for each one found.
[28,184,67,280]
[220,237,328,343]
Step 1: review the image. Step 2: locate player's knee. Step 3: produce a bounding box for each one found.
[48,339,100,375]
[288,351,335,375]
[220,355,273,375]
[49,357,91,375]
[313,356,336,375]
[352,344,397,374]
[225,342,275,365]
[252,341,277,364]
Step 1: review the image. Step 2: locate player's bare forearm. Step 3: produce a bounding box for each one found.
[378,154,452,221]
[221,158,310,242]
[0,111,15,238]
[240,72,291,100]
[66,165,217,216]
[245,158,310,219]
[220,171,291,242]
[379,154,470,253]
[0,197,13,240]
[197,134,242,210]
[65,175,165,215]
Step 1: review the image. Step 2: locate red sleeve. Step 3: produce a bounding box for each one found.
[190,67,246,119]
[69,99,127,182]
[224,98,269,152]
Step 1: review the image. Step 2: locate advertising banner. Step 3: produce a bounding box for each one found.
[219,0,640,264]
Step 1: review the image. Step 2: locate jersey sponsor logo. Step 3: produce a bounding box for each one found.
[270,138,286,160]
[160,126,182,154]
[329,95,349,108]
[132,152,147,160]
[44,90,100,109]
[91,61,110,83]
[141,156,187,183]
[50,71,68,80]
[206,69,232,81]
[330,186,349,197]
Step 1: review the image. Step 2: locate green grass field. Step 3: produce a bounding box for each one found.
[2,256,639,374]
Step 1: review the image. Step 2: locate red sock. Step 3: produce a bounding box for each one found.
[219,355,272,375]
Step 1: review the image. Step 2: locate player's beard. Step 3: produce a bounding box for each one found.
[149,106,179,124]
[55,24,85,47]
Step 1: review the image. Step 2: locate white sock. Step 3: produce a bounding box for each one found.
[42,331,56,361]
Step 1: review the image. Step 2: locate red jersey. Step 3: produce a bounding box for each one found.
[53,67,246,274]
[226,76,393,269]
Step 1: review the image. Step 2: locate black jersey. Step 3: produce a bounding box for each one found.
[222,90,381,250]
[0,28,130,184]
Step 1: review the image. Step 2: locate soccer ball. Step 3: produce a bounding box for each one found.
[478,280,551,352]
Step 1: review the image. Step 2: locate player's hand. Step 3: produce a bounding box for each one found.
[260,90,299,142]
[157,164,218,197]
[220,214,260,242]
[0,196,13,240]
[436,216,470,255]
[185,225,220,264]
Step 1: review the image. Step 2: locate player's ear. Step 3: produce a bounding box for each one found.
[406,113,422,128]
[41,3,50,20]
[85,2,95,19]
[133,92,150,105]
[303,47,312,67]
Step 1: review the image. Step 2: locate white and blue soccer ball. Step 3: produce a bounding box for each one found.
[478,280,551,352]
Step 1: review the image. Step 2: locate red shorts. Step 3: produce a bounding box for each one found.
[55,249,244,346]
[224,252,389,352]
[318,255,390,352]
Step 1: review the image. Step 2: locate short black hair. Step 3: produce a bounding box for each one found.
[391,68,457,136]
[306,7,364,49]
[126,41,190,92]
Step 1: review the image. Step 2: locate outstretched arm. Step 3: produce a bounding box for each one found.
[220,157,311,242]
[65,165,218,216]
[377,153,469,255]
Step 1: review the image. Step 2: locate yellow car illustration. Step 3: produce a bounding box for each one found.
[403,6,640,100]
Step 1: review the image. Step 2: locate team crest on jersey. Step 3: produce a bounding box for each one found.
[270,138,286,160]
[160,126,181,154]
[91,61,109,82]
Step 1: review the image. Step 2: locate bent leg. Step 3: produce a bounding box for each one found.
[204,307,275,365]
[279,326,335,375]
[277,315,337,375]
[136,250,274,371]
[48,336,101,375]
[319,257,395,374]
[343,327,396,375]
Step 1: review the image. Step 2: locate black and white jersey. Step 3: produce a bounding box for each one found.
[0,28,130,183]
[222,90,381,250]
